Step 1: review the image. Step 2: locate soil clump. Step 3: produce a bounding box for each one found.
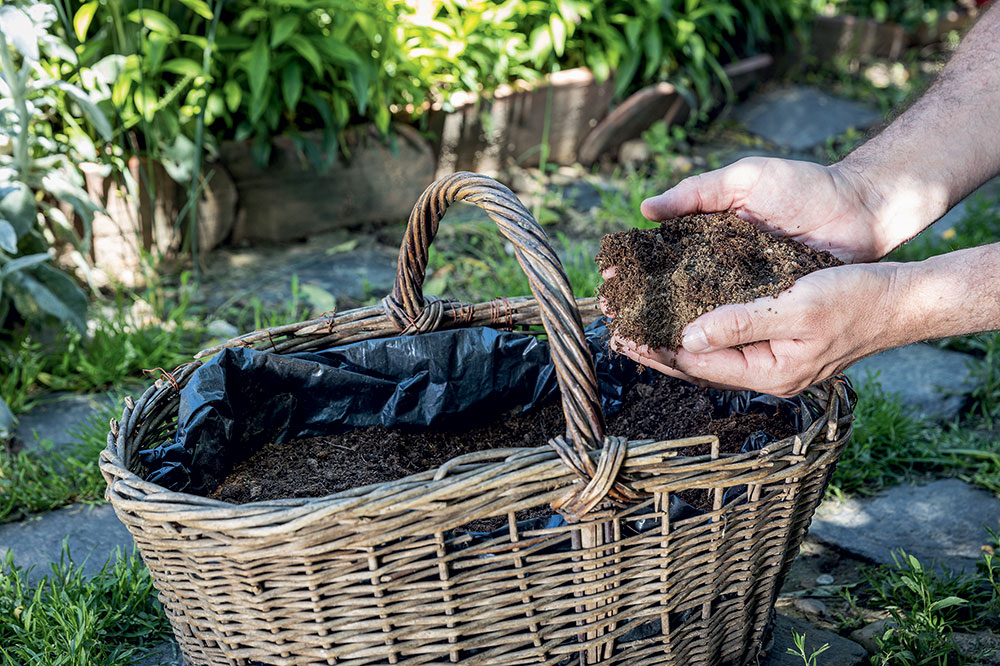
[596,211,842,350]
[210,374,795,517]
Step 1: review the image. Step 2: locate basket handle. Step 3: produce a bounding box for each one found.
[383,172,606,454]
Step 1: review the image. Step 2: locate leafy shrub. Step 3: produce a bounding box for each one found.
[0,5,105,334]
[62,0,812,168]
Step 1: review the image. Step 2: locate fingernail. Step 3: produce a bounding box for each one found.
[682,325,710,352]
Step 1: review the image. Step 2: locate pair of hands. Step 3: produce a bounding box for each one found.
[602,157,906,398]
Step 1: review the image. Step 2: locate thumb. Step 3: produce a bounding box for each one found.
[681,300,789,353]
[640,157,761,221]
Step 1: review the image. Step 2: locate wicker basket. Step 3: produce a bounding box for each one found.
[101,173,853,666]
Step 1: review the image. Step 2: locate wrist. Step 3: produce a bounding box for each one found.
[835,152,952,258]
[883,245,1000,346]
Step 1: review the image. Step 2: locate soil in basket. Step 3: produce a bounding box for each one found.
[210,374,795,522]
[596,211,842,350]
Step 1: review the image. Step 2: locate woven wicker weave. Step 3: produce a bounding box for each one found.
[101,173,853,666]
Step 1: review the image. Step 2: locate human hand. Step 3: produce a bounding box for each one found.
[608,262,903,397]
[640,157,891,263]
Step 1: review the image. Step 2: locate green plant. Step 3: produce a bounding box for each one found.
[595,171,664,233]
[785,630,830,665]
[0,4,104,331]
[0,275,206,416]
[0,2,115,431]
[863,548,1000,666]
[0,546,169,666]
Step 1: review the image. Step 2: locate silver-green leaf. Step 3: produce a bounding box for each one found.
[0,219,17,253]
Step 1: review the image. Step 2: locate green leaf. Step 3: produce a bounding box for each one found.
[549,15,566,57]
[52,81,113,141]
[348,62,371,114]
[0,396,14,440]
[0,220,17,253]
[0,183,36,237]
[528,25,552,69]
[40,173,99,226]
[282,61,302,111]
[614,49,641,98]
[133,83,157,122]
[314,38,362,66]
[73,2,99,42]
[126,9,180,39]
[177,0,214,20]
[643,24,663,80]
[223,79,241,112]
[271,14,300,48]
[205,90,225,124]
[112,75,131,107]
[0,252,50,278]
[162,58,203,77]
[287,35,323,76]
[247,33,270,120]
[928,596,967,612]
[0,6,39,61]
[6,263,87,331]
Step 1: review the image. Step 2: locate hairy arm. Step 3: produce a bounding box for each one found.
[840,3,1000,256]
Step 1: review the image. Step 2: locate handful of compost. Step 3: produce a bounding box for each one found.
[596,211,842,351]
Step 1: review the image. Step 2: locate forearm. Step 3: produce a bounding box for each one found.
[886,243,1000,347]
[836,4,1000,256]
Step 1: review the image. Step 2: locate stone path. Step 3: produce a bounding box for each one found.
[734,84,883,152]
[0,502,135,581]
[811,479,1000,574]
[845,343,982,422]
[14,391,117,455]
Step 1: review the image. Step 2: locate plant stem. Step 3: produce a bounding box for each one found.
[186,0,223,280]
[0,31,32,176]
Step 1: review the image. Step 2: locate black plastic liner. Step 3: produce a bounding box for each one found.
[141,319,825,506]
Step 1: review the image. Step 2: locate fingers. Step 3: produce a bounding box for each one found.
[680,286,814,353]
[601,267,615,279]
[640,157,762,221]
[611,336,746,392]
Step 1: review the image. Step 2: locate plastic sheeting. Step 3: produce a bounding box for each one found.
[140,319,818,508]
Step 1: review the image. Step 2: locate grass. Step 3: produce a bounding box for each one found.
[0,275,207,416]
[828,376,928,498]
[785,630,830,665]
[0,547,170,666]
[829,376,1000,500]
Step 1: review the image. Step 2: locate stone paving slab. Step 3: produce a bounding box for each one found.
[14,391,116,455]
[132,613,864,665]
[810,479,1000,574]
[0,502,135,581]
[845,343,980,422]
[735,85,882,151]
